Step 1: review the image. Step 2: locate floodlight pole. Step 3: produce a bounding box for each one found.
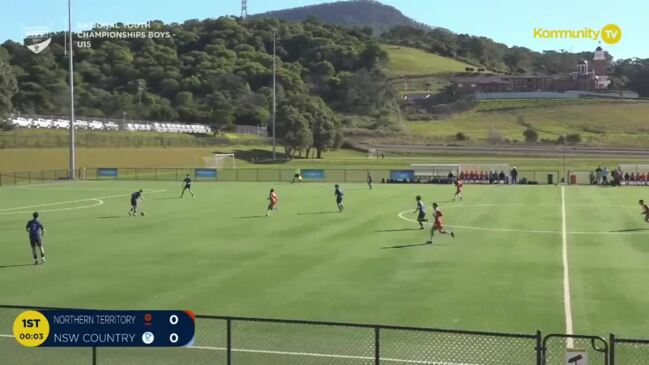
[272,28,277,160]
[68,0,76,179]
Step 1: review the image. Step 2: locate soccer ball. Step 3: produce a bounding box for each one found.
[140,212,145,216]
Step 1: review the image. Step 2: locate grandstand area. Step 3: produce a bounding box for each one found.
[8,115,213,134]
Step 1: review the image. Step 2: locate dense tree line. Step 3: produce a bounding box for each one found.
[0,48,18,124]
[251,0,431,37]
[1,17,395,158]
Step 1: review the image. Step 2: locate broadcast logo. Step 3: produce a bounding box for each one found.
[24,26,52,54]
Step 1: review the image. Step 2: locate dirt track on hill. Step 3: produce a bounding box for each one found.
[370,144,649,157]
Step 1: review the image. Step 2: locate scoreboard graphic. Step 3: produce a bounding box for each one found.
[13,310,195,347]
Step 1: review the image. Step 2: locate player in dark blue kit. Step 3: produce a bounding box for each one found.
[180,174,195,198]
[335,184,344,212]
[25,212,46,264]
[129,189,145,216]
[413,195,427,229]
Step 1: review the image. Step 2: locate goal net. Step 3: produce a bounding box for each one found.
[368,149,379,159]
[203,153,236,169]
[410,164,461,181]
[618,164,649,173]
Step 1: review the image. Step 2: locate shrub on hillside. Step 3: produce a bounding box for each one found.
[566,133,581,144]
[488,128,504,144]
[523,128,538,142]
[455,132,469,141]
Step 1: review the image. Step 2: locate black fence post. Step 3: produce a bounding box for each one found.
[374,326,380,365]
[536,330,543,365]
[609,333,615,365]
[227,319,232,365]
[92,346,97,365]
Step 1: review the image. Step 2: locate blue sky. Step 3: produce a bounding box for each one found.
[1,0,646,59]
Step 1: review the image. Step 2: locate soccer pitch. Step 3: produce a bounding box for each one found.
[1,180,648,362]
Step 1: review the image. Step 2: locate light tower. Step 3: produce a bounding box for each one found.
[241,0,248,18]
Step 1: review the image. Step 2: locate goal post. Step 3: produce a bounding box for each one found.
[203,153,236,169]
[410,164,461,180]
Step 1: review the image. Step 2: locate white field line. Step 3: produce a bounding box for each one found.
[0,199,104,216]
[0,333,475,365]
[0,190,167,212]
[0,181,83,189]
[561,186,575,349]
[397,210,649,236]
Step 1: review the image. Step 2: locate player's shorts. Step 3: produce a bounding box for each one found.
[268,201,277,209]
[294,174,300,178]
[336,198,343,204]
[417,212,426,221]
[433,221,443,231]
[183,185,191,190]
[130,199,137,207]
[29,236,42,247]
[455,189,462,194]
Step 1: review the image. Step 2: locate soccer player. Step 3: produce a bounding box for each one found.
[128,189,144,216]
[335,184,344,212]
[180,174,195,198]
[367,171,373,190]
[292,168,302,183]
[426,202,455,244]
[453,179,464,201]
[25,212,46,264]
[640,200,649,223]
[413,195,427,229]
[266,189,278,216]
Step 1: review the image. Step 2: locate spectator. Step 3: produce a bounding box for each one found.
[510,166,519,184]
[603,167,609,184]
[589,171,596,185]
[624,172,630,184]
[595,166,602,184]
[499,171,506,183]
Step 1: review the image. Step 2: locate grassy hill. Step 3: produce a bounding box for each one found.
[407,99,649,147]
[251,1,429,35]
[381,45,476,96]
[382,45,473,75]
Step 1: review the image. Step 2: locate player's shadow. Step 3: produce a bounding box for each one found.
[236,215,267,219]
[297,211,339,215]
[611,228,649,232]
[381,243,438,249]
[156,197,181,200]
[375,228,420,233]
[0,263,34,269]
[98,216,122,219]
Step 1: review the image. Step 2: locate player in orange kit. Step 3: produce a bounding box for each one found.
[453,179,464,201]
[426,202,455,244]
[266,189,278,216]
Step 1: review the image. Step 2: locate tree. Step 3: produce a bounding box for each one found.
[277,104,312,158]
[523,128,538,142]
[0,52,18,120]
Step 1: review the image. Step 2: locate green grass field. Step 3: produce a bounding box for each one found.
[408,99,649,146]
[1,180,649,363]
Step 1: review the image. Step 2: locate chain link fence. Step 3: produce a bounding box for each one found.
[0,168,562,186]
[610,335,649,365]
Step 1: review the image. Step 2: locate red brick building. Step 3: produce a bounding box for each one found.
[453,47,611,95]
